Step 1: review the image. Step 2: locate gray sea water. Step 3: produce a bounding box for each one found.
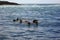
[0,4,60,40]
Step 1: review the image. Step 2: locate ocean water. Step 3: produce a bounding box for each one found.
[0,4,60,40]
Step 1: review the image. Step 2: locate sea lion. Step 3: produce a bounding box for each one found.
[33,20,38,26]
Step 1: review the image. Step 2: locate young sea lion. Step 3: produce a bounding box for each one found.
[33,20,38,26]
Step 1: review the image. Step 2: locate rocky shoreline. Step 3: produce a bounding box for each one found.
[0,1,20,5]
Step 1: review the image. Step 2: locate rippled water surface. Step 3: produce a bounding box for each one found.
[0,5,60,40]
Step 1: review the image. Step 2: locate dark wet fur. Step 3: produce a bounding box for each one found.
[13,19,16,22]
[33,20,38,26]
[20,19,22,23]
[27,22,31,26]
[13,18,19,22]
